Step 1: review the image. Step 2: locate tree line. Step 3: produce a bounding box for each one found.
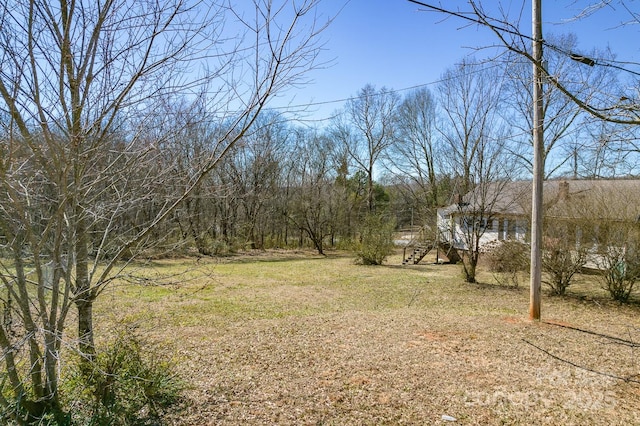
[158,41,640,257]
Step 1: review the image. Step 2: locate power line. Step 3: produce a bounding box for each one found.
[271,61,507,123]
[281,0,640,124]
[407,0,640,77]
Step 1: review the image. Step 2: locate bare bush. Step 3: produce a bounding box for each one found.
[598,246,640,302]
[542,239,588,296]
[486,240,530,288]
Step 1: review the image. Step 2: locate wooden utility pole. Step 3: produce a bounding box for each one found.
[530,0,543,320]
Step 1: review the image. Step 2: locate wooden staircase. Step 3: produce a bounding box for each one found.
[402,240,463,265]
[437,240,462,264]
[399,226,463,266]
[402,243,434,265]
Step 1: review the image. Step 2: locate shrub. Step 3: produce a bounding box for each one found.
[0,391,69,426]
[486,240,530,288]
[598,246,640,302]
[210,238,233,256]
[64,328,183,425]
[354,214,396,265]
[541,239,587,295]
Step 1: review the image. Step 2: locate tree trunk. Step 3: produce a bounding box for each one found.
[76,298,95,359]
[464,259,477,283]
[367,167,374,213]
[75,215,96,364]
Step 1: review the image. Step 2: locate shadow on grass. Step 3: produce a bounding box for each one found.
[211,249,353,264]
[382,262,453,271]
[471,281,527,292]
[550,290,640,309]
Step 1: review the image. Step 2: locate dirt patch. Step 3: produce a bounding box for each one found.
[161,311,640,425]
[502,315,529,325]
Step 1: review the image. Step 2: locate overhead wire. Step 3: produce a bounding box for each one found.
[279,1,640,124]
[406,0,640,77]
[271,61,507,123]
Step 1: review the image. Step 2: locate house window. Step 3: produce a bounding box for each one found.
[516,219,528,241]
[462,216,488,232]
[497,218,516,240]
[592,224,601,250]
[507,219,516,240]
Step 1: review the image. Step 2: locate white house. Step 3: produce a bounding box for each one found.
[437,179,640,253]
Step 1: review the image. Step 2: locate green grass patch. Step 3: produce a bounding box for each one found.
[96,251,529,329]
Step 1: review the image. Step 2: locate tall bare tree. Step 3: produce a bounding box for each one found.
[332,84,400,213]
[436,59,517,282]
[437,58,508,195]
[227,111,291,249]
[503,34,617,177]
[450,135,518,283]
[0,0,328,420]
[385,87,442,228]
[285,129,338,254]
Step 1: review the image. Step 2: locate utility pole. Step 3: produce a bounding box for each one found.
[530,0,543,320]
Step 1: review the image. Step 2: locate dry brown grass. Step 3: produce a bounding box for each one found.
[95,250,640,425]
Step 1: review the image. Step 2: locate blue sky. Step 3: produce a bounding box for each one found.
[272,0,640,125]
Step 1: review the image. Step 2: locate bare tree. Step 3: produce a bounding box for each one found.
[450,137,518,283]
[436,59,518,282]
[332,84,400,213]
[437,58,508,194]
[407,0,640,124]
[503,34,617,177]
[323,140,365,243]
[0,0,328,420]
[385,87,442,229]
[285,129,338,254]
[156,99,227,256]
[225,111,291,249]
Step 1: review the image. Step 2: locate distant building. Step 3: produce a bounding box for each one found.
[437,179,640,255]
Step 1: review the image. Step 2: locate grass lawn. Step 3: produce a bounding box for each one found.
[95,249,640,425]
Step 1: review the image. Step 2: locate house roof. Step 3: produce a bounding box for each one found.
[545,179,640,222]
[440,179,640,222]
